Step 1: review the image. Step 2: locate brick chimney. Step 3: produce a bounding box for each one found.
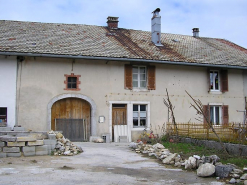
[192,28,199,37]
[107,16,119,29]
[151,8,163,46]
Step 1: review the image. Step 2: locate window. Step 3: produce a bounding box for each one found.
[125,65,155,90]
[67,77,77,89]
[210,70,220,91]
[208,69,228,93]
[64,73,81,91]
[133,66,146,88]
[133,105,147,127]
[203,105,228,126]
[0,107,7,123]
[210,106,221,125]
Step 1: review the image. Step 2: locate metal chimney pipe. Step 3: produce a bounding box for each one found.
[151,8,163,46]
[192,28,199,37]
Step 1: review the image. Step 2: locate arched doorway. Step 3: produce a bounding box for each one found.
[51,98,90,141]
[48,94,97,142]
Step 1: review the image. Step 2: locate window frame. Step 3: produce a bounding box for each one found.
[132,66,147,89]
[0,107,7,123]
[64,73,81,91]
[210,70,220,91]
[133,104,147,128]
[210,105,222,125]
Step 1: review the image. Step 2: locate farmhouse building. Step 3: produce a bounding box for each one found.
[0,10,247,142]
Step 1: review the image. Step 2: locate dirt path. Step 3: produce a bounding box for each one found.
[0,142,225,185]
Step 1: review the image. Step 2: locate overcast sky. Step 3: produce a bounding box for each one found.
[1,0,247,49]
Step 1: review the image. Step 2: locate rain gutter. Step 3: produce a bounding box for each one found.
[1,51,247,70]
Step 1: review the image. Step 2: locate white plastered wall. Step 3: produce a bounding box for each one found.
[0,56,17,128]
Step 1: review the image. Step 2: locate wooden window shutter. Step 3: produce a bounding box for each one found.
[222,105,229,126]
[207,68,211,92]
[221,70,228,92]
[203,105,210,128]
[125,64,132,90]
[147,66,156,90]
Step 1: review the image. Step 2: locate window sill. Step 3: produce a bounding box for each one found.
[209,90,222,95]
[132,127,149,131]
[131,88,150,92]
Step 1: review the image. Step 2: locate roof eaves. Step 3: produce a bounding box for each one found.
[1,51,247,70]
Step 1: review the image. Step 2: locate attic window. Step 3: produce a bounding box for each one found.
[64,73,81,91]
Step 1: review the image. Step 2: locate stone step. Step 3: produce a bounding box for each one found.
[35,145,48,156]
[3,147,20,153]
[22,146,35,157]
[7,141,25,147]
[28,140,44,146]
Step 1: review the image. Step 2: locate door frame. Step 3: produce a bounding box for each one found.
[109,101,150,142]
[48,93,97,136]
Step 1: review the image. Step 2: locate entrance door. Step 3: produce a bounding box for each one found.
[112,104,127,141]
[51,98,91,141]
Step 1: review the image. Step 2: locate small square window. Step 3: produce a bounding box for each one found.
[64,73,81,91]
[67,77,77,89]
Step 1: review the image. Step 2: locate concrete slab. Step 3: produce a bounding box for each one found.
[0,141,5,147]
[28,140,44,146]
[7,141,25,147]
[17,136,36,142]
[6,152,21,157]
[0,152,7,158]
[0,135,17,142]
[3,147,20,153]
[22,146,36,157]
[0,127,12,131]
[35,145,48,156]
[13,127,25,131]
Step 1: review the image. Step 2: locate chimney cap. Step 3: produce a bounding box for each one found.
[107,16,119,29]
[192,28,199,37]
[152,8,161,14]
[107,16,119,22]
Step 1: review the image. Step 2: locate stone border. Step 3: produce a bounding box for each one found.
[47,93,97,136]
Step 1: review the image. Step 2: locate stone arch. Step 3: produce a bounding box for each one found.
[47,94,97,136]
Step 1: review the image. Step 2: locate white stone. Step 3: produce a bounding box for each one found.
[161,149,170,155]
[229,178,236,184]
[162,153,177,165]
[185,157,197,169]
[153,143,165,150]
[193,155,200,160]
[240,173,247,180]
[244,180,247,185]
[64,151,71,155]
[174,162,181,167]
[243,168,247,172]
[197,163,215,177]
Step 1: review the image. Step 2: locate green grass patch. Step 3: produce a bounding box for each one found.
[162,141,247,168]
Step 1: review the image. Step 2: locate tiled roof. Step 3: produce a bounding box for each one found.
[0,20,247,67]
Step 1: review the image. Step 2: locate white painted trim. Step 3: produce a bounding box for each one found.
[109,101,150,142]
[47,93,97,136]
[209,102,223,106]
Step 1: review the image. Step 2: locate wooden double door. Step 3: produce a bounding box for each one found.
[51,98,91,141]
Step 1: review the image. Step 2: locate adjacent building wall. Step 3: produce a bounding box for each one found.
[16,57,245,140]
[0,56,17,128]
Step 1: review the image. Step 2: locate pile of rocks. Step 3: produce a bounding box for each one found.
[129,142,247,183]
[49,131,83,156]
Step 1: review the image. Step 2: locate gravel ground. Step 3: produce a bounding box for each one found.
[0,142,225,185]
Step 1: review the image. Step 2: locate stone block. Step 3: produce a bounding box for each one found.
[22,146,35,157]
[0,141,5,147]
[0,135,17,142]
[28,140,44,146]
[0,147,2,152]
[43,139,56,145]
[17,136,36,142]
[0,152,7,158]
[7,141,25,147]
[7,152,21,157]
[185,138,192,144]
[0,127,12,131]
[13,127,25,131]
[35,145,48,156]
[3,147,20,153]
[48,134,56,140]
